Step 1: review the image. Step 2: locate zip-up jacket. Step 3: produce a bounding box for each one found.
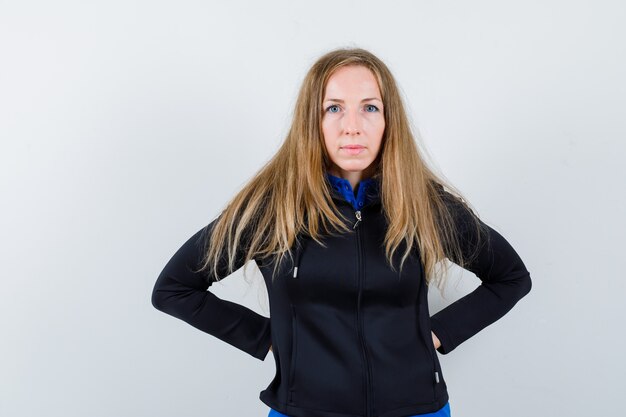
[151,173,532,417]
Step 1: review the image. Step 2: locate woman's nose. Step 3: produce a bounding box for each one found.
[342,110,361,135]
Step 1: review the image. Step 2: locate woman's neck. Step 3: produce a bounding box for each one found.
[327,165,377,191]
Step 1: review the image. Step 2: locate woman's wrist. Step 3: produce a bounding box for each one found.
[431,331,441,349]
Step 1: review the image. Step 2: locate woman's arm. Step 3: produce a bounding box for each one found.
[151,215,272,360]
[429,190,532,354]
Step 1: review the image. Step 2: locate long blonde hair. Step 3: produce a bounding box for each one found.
[196,47,488,297]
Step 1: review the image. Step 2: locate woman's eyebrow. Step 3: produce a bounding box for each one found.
[324,97,383,103]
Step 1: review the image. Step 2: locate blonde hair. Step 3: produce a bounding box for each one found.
[196,47,488,297]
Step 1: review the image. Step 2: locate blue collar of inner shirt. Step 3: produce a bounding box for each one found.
[325,172,380,211]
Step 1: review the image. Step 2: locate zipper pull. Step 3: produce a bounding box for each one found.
[434,371,440,383]
[353,210,362,229]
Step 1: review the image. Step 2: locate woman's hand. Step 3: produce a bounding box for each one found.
[431,331,441,350]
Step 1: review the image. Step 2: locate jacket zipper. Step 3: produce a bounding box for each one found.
[353,210,361,229]
[354,209,373,417]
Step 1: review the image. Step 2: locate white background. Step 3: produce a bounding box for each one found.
[1,1,624,416]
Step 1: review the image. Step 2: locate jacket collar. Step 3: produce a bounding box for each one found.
[324,171,381,210]
[292,173,381,278]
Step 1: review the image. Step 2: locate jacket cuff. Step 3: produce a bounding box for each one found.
[430,316,456,355]
[251,318,272,361]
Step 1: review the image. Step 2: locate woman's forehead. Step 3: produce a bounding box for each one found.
[323,66,382,100]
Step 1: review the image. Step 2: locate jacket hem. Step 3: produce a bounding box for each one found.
[252,318,272,360]
[260,389,449,417]
[377,390,449,417]
[260,390,363,417]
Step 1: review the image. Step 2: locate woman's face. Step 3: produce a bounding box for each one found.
[321,65,385,178]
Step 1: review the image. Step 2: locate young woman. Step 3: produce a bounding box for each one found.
[151,48,532,417]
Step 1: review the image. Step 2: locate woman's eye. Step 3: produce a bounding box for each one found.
[326,105,340,113]
[365,104,379,112]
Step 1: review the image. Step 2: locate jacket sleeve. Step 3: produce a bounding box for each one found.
[151,215,272,361]
[429,191,532,354]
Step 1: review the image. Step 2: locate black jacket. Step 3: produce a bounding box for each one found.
[151,180,532,417]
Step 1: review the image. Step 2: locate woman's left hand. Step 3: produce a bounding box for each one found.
[431,331,441,349]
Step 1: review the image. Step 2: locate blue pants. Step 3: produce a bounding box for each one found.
[268,401,451,417]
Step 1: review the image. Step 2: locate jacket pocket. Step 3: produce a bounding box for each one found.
[288,304,298,404]
[426,320,443,392]
[419,317,439,401]
[418,261,442,398]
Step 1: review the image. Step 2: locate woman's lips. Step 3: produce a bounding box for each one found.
[341,145,365,155]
